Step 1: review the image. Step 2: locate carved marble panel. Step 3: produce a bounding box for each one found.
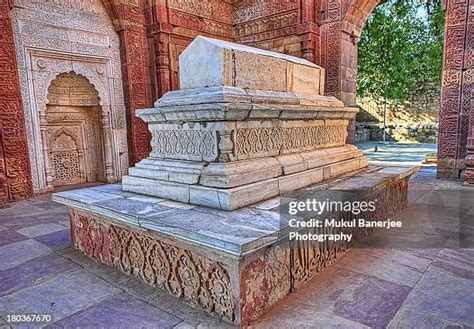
[12,0,127,193]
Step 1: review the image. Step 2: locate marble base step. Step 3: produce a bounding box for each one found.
[53,165,418,326]
[122,146,368,210]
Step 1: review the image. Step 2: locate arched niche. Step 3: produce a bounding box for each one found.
[39,71,117,190]
[12,0,128,193]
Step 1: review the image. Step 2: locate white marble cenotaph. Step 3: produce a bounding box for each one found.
[122,36,367,210]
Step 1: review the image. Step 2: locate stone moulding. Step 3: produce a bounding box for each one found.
[138,86,358,123]
[54,165,418,325]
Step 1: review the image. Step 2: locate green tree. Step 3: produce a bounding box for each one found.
[357,0,444,103]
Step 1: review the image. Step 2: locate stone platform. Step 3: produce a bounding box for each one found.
[53,165,417,326]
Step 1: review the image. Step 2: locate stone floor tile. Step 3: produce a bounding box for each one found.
[262,266,410,329]
[56,220,70,228]
[431,248,474,280]
[388,307,467,329]
[194,318,238,329]
[173,322,196,329]
[145,288,224,327]
[404,203,465,220]
[0,240,51,271]
[402,266,474,326]
[115,276,222,327]
[0,230,28,247]
[46,292,182,329]
[117,277,161,301]
[0,203,44,218]
[34,229,70,250]
[334,248,431,287]
[0,316,10,329]
[16,223,67,238]
[362,229,450,250]
[0,254,80,296]
[444,225,474,249]
[252,310,369,329]
[415,191,473,210]
[0,209,69,231]
[33,200,66,211]
[0,270,121,324]
[62,250,131,285]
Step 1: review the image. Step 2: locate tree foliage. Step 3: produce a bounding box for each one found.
[357,0,445,102]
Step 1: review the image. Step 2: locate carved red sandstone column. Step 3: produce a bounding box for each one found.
[0,121,8,207]
[465,136,474,185]
[320,2,359,144]
[114,2,153,165]
[438,0,472,180]
[0,0,33,206]
[462,0,474,184]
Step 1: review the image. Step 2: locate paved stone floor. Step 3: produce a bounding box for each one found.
[0,167,472,328]
[357,142,437,166]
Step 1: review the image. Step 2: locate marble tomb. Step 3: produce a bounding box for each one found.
[53,37,418,325]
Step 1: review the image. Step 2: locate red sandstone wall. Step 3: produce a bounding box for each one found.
[111,1,154,164]
[147,0,234,96]
[0,0,33,206]
[233,0,311,60]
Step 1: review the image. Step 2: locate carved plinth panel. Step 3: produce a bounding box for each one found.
[12,0,127,193]
[70,209,236,324]
[235,123,348,159]
[151,129,217,161]
[290,176,409,291]
[149,120,348,162]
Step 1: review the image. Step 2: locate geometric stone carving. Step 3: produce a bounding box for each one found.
[234,123,348,158]
[151,127,217,161]
[123,37,366,210]
[50,132,83,186]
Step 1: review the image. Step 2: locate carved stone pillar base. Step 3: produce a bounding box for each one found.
[463,138,474,185]
[104,176,117,184]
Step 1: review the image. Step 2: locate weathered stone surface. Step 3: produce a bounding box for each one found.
[0,270,120,321]
[48,293,182,328]
[179,36,324,95]
[0,254,80,296]
[200,158,282,188]
[16,223,66,238]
